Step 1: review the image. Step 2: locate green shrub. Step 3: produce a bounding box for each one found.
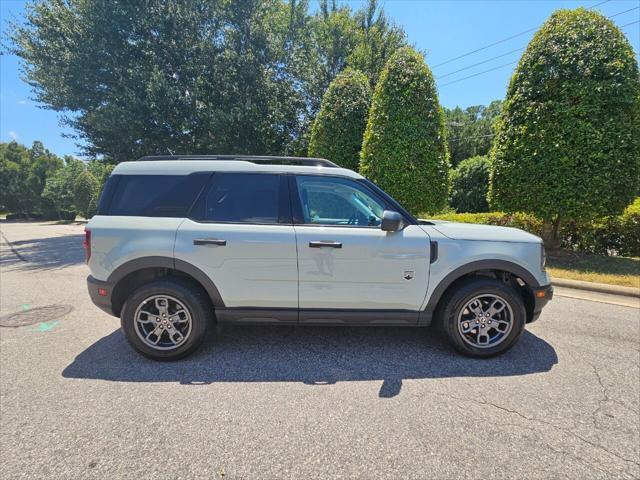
[42,157,85,216]
[489,8,640,247]
[360,47,449,215]
[428,211,543,237]
[564,198,640,257]
[450,155,490,213]
[308,69,371,170]
[426,200,639,257]
[74,170,100,219]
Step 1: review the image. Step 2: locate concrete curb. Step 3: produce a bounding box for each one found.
[552,278,640,298]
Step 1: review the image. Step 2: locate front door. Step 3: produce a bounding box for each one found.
[291,175,431,324]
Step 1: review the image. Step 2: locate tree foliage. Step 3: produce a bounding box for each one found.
[360,47,449,214]
[308,69,370,170]
[450,156,490,213]
[42,157,87,215]
[444,101,502,166]
[74,170,100,219]
[0,141,62,213]
[489,8,640,246]
[9,0,406,161]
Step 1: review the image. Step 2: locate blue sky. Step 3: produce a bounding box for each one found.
[1,0,638,157]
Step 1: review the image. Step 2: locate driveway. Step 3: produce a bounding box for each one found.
[0,221,638,479]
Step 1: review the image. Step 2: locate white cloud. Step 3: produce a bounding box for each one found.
[17,100,27,105]
[8,131,19,141]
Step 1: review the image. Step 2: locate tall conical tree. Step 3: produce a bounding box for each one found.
[360,47,449,214]
[308,69,371,170]
[489,8,640,247]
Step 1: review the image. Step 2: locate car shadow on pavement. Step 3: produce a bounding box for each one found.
[0,234,84,270]
[63,326,557,397]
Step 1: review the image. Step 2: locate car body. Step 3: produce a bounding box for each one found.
[85,155,552,359]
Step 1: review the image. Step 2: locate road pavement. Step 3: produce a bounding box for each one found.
[0,221,638,479]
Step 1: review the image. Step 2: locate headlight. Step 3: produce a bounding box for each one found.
[541,243,546,270]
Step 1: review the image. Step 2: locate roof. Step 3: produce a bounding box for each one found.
[112,157,364,179]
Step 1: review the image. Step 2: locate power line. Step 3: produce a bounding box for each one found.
[438,47,524,79]
[439,61,517,87]
[621,20,640,28]
[437,6,639,88]
[432,0,612,69]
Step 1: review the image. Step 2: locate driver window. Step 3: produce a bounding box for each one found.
[295,176,385,227]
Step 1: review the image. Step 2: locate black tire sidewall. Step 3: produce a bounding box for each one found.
[121,279,211,360]
[441,278,526,358]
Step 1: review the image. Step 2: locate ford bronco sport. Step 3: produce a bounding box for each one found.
[85,155,552,360]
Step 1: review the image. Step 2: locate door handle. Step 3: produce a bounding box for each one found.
[194,238,227,246]
[309,240,342,248]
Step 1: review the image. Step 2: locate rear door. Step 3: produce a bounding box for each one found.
[174,172,298,322]
[291,175,431,324]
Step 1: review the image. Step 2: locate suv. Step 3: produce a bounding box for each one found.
[86,155,552,360]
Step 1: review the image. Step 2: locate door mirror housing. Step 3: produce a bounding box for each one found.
[381,210,403,232]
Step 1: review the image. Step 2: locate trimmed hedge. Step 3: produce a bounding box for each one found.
[450,155,490,213]
[489,9,640,236]
[308,69,371,171]
[360,47,449,214]
[428,198,640,257]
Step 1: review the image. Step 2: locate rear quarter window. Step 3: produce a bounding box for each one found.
[105,173,209,217]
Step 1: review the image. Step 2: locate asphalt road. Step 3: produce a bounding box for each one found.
[1,221,638,480]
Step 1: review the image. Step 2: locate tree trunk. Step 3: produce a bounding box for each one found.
[541,216,562,250]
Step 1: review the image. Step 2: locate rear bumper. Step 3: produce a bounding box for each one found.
[529,284,553,323]
[87,275,116,317]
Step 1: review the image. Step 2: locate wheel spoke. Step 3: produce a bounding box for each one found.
[476,331,490,346]
[169,309,188,323]
[137,310,157,324]
[486,299,506,318]
[467,299,484,316]
[460,320,478,334]
[165,324,184,345]
[155,297,169,316]
[146,326,164,345]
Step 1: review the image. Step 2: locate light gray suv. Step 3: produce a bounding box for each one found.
[86,155,552,360]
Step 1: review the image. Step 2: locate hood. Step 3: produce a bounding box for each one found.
[420,220,541,243]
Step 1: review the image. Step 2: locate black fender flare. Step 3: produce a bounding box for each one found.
[107,256,225,307]
[420,259,541,325]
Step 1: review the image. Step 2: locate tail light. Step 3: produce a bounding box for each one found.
[83,229,91,263]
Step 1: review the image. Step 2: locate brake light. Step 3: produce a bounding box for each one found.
[83,229,91,263]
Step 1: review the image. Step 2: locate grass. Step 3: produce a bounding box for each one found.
[546,250,640,288]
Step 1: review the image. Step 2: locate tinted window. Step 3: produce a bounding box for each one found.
[108,174,208,217]
[96,175,119,215]
[202,173,281,224]
[295,176,385,226]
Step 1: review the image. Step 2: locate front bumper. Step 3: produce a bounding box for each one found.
[87,275,116,316]
[528,284,553,323]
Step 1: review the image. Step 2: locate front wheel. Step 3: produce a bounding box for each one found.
[438,277,526,358]
[120,279,211,360]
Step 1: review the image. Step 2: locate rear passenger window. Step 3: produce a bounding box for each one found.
[108,174,208,217]
[201,173,281,224]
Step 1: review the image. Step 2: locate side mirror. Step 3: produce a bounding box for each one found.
[381,210,403,232]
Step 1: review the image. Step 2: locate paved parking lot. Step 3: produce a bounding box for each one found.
[1,221,638,479]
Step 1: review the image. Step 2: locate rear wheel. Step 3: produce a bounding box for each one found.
[438,277,526,358]
[120,279,212,360]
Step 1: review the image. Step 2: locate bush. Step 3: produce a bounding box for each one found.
[42,157,86,215]
[74,170,100,219]
[427,199,639,257]
[564,198,640,257]
[489,8,640,246]
[308,69,371,171]
[449,156,490,213]
[360,47,449,214]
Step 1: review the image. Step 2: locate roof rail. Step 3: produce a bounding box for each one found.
[136,155,338,168]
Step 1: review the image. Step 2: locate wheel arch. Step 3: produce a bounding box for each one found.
[108,256,225,317]
[422,259,540,325]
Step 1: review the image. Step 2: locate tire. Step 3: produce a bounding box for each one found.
[120,278,212,360]
[438,277,526,358]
